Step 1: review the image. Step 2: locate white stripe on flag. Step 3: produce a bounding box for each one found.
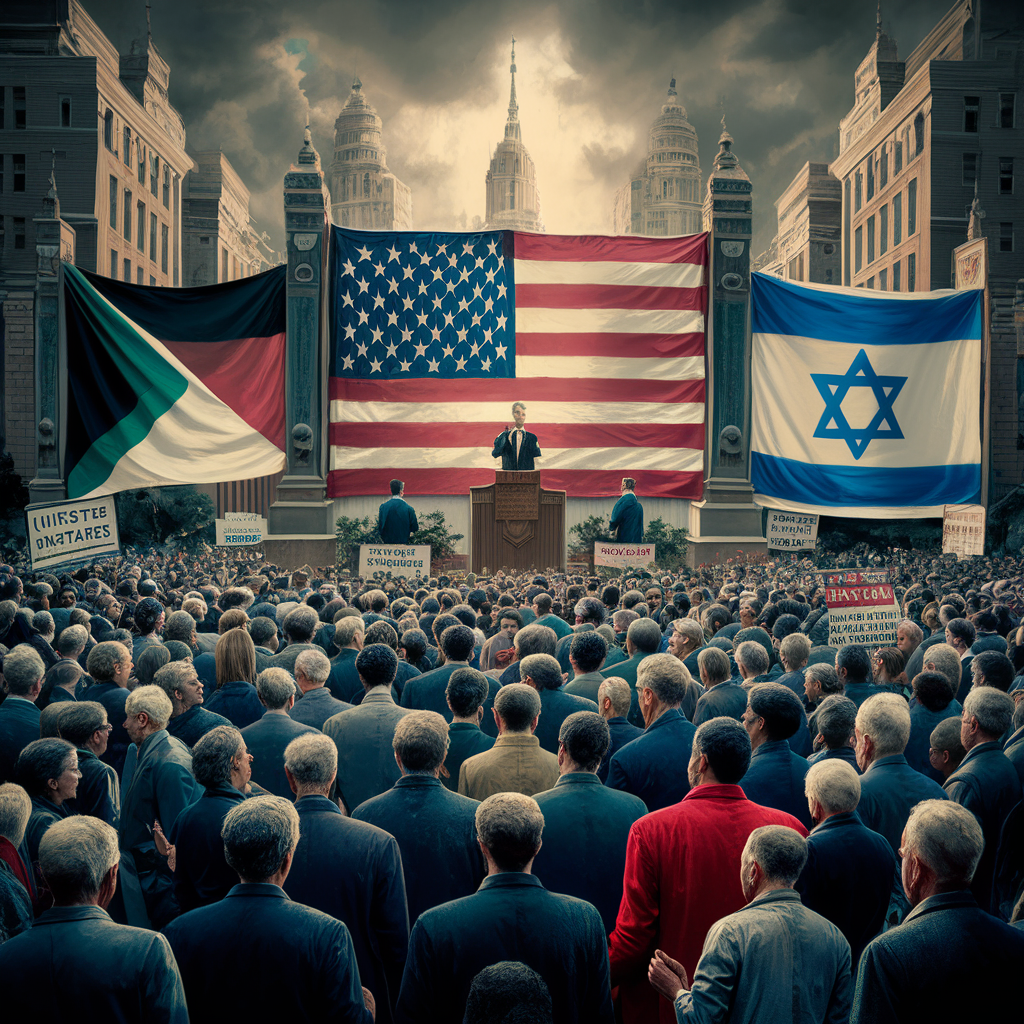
[516,355,705,381]
[515,307,703,334]
[514,259,704,289]
[329,400,706,424]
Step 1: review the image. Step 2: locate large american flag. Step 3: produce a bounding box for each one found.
[328,227,707,498]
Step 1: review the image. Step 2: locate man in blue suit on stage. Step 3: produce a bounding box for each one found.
[378,480,419,544]
[492,402,541,471]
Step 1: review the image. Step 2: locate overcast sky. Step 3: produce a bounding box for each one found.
[87,0,956,256]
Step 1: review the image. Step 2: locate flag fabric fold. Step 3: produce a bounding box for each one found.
[328,228,707,499]
[750,273,983,518]
[62,264,287,499]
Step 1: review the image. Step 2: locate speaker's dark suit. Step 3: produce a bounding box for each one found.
[492,428,541,470]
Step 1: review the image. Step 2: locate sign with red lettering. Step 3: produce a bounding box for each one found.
[815,569,900,647]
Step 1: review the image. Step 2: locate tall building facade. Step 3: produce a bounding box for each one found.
[484,41,543,232]
[328,78,412,230]
[613,79,702,236]
[181,151,272,286]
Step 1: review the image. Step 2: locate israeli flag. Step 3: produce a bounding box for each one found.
[750,273,982,519]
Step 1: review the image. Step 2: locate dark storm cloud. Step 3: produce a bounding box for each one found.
[84,0,958,253]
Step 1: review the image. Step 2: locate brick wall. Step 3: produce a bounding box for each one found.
[2,290,36,481]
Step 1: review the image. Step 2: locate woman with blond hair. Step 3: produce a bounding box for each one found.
[203,628,264,728]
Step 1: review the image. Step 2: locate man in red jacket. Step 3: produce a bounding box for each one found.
[608,716,808,1024]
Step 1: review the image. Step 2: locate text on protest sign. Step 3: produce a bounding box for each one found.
[765,510,818,551]
[215,517,267,547]
[816,569,900,648]
[26,496,121,571]
[359,545,431,576]
[942,504,985,560]
[594,542,656,568]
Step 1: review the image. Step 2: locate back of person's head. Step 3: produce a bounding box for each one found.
[963,686,1014,739]
[519,652,563,691]
[911,671,955,713]
[836,643,872,684]
[475,792,544,871]
[805,759,860,816]
[365,620,400,650]
[772,614,802,642]
[333,615,364,650]
[570,630,607,673]
[294,648,330,685]
[256,667,296,710]
[735,639,769,677]
[597,677,631,718]
[446,667,489,717]
[627,617,662,654]
[393,710,448,773]
[929,717,966,765]
[972,650,1014,692]
[945,617,976,648]
[283,605,319,643]
[692,717,751,784]
[355,643,398,689]
[815,694,857,750]
[0,782,32,847]
[697,646,731,685]
[221,795,300,883]
[248,616,278,649]
[903,799,983,888]
[163,610,195,644]
[513,623,558,659]
[3,644,46,695]
[747,683,803,741]
[743,824,808,886]
[856,693,911,757]
[56,701,107,748]
[215,628,257,687]
[463,961,554,1024]
[493,683,541,732]
[440,623,476,662]
[558,711,610,771]
[390,478,402,495]
[637,652,690,706]
[922,643,962,693]
[284,733,337,790]
[135,644,170,686]
[191,725,245,789]
[805,662,842,695]
[574,597,606,625]
[56,624,89,657]
[134,597,164,635]
[125,685,173,730]
[779,632,811,668]
[38,816,120,904]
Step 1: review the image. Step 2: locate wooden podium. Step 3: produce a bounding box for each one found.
[470,471,566,572]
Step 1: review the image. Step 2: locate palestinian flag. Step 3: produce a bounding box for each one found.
[62,263,287,499]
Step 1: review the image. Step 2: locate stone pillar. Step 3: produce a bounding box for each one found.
[264,128,338,567]
[687,123,766,565]
[29,161,75,504]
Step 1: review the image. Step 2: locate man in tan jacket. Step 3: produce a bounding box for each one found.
[458,683,558,800]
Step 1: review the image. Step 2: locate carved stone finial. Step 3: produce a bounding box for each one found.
[298,124,319,167]
[292,422,314,465]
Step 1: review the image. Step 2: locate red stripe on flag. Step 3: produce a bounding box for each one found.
[515,332,705,360]
[514,283,705,310]
[514,231,709,266]
[330,421,706,450]
[328,468,704,499]
[330,376,706,405]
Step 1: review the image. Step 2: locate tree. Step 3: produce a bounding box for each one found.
[643,518,689,570]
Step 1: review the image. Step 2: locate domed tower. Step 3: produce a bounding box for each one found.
[484,39,544,232]
[329,78,412,229]
[613,79,702,235]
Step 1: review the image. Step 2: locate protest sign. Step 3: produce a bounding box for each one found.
[594,542,656,568]
[942,504,985,559]
[26,496,121,571]
[817,569,900,647]
[765,510,819,551]
[359,544,431,576]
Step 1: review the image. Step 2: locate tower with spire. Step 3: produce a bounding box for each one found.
[329,78,413,229]
[484,39,544,232]
[613,79,702,235]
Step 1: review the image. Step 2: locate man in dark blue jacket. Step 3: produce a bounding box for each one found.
[606,653,697,812]
[378,480,419,544]
[595,677,643,783]
[59,701,120,827]
[796,759,898,966]
[739,682,813,829]
[0,646,44,784]
[164,795,373,1024]
[283,732,408,1024]
[442,669,495,790]
[532,712,647,934]
[519,652,598,754]
[82,640,132,776]
[609,478,643,543]
[155,662,232,749]
[396,791,614,1024]
[353,710,483,924]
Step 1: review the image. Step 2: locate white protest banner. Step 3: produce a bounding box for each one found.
[359,544,431,576]
[216,518,267,546]
[817,569,900,648]
[26,496,121,571]
[765,510,819,551]
[594,542,656,568]
[942,504,985,559]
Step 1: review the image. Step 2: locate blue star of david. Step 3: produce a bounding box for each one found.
[811,349,907,460]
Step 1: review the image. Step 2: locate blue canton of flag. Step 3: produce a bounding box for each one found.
[329,229,514,379]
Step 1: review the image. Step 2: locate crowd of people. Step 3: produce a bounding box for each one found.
[0,544,1023,1022]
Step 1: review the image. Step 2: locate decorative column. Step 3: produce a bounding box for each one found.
[29,156,75,503]
[264,128,338,566]
[687,121,767,564]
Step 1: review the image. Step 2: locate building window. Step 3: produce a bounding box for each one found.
[867,157,875,200]
[855,226,863,272]
[880,205,888,255]
[880,145,888,189]
[150,154,158,195]
[893,192,902,244]
[855,171,862,211]
[13,87,26,129]
[161,224,169,273]
[908,252,916,291]
[999,158,1014,194]
[123,190,132,241]
[138,143,146,184]
[363,172,369,197]
[1000,93,1016,129]
[963,96,979,133]
[111,248,118,276]
[123,126,132,167]
[908,179,917,234]
[60,96,71,127]
[14,217,26,249]
[963,153,978,188]
[221,248,228,282]
[123,258,131,282]
[879,268,888,291]
[914,112,925,154]
[136,200,145,251]
[1001,223,1014,252]
[109,175,117,228]
[893,260,901,291]
[895,140,903,174]
[150,213,157,259]
[509,182,515,210]
[162,167,170,209]
[867,276,874,289]
[137,267,143,285]
[13,154,25,191]
[104,109,113,150]
[867,215,876,263]
[150,275,156,286]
